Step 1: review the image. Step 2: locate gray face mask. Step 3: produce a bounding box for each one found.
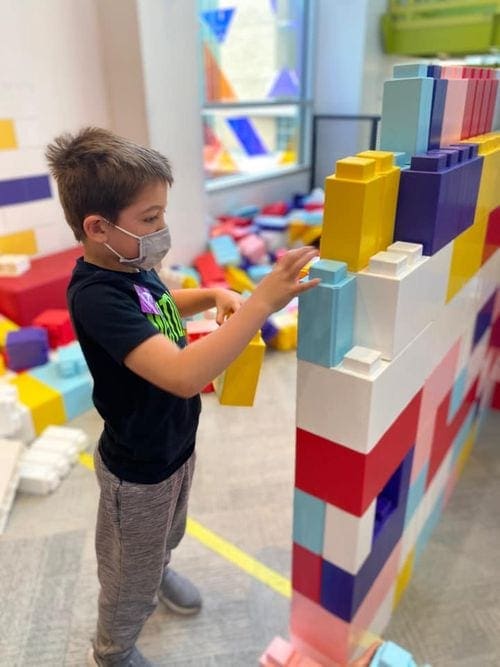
[104,221,171,271]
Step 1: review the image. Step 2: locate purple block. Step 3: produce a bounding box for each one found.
[0,175,51,207]
[6,326,49,371]
[395,147,483,254]
[427,72,448,150]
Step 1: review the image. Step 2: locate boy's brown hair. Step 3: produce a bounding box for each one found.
[46,127,173,241]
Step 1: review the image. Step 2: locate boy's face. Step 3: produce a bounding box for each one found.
[104,180,168,264]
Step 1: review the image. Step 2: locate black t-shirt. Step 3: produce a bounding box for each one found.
[67,258,201,484]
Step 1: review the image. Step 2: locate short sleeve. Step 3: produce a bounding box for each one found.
[72,282,160,364]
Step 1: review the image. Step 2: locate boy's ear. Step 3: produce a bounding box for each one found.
[83,215,108,242]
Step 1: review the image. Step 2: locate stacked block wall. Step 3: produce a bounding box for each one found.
[291,62,500,666]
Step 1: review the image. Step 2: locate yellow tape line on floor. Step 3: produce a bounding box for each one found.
[78,453,291,599]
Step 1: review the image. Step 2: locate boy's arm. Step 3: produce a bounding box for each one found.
[125,247,320,398]
[171,288,244,324]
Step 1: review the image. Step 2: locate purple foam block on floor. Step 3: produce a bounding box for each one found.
[6,326,49,371]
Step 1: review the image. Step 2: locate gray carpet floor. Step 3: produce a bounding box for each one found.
[0,351,499,666]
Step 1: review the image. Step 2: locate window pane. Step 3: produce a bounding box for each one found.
[203,106,300,180]
[199,0,306,103]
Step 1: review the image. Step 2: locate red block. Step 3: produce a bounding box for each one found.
[484,79,499,134]
[262,202,289,216]
[32,308,75,349]
[0,246,81,326]
[292,543,322,604]
[295,391,422,516]
[426,379,478,489]
[461,67,478,139]
[192,251,227,288]
[491,382,500,410]
[483,207,500,263]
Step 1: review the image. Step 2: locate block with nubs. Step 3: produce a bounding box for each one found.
[320,157,384,271]
[394,148,483,255]
[5,326,49,371]
[298,260,355,368]
[379,63,434,163]
[213,331,265,406]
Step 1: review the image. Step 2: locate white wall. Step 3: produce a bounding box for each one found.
[0,0,110,256]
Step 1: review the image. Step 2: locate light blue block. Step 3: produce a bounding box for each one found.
[208,234,241,266]
[230,204,260,218]
[379,76,434,162]
[292,488,326,555]
[404,462,428,527]
[394,63,431,79]
[297,260,356,368]
[450,406,476,469]
[448,367,467,420]
[29,359,93,421]
[371,640,417,667]
[393,151,409,168]
[415,490,445,564]
[247,264,272,283]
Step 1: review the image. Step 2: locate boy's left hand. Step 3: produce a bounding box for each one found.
[213,288,244,325]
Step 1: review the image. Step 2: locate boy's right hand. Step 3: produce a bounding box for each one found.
[252,246,321,315]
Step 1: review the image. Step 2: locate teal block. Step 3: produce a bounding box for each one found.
[404,462,428,527]
[208,234,241,267]
[450,406,476,469]
[448,367,467,420]
[415,490,445,564]
[29,359,93,420]
[371,640,417,667]
[379,76,434,162]
[393,63,430,79]
[292,488,326,555]
[297,260,356,368]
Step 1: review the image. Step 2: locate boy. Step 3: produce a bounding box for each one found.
[46,127,319,667]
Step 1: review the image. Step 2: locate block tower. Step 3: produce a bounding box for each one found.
[262,63,500,666]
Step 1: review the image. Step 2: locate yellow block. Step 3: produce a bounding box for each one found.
[181,274,200,289]
[0,230,38,255]
[224,266,255,293]
[447,132,500,301]
[357,150,401,250]
[0,119,17,150]
[214,331,265,406]
[268,311,297,351]
[288,221,309,245]
[0,353,5,375]
[456,425,477,479]
[393,549,415,609]
[9,373,66,435]
[300,225,322,246]
[320,157,385,272]
[0,316,19,349]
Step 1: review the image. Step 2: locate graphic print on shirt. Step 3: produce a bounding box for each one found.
[146,291,185,343]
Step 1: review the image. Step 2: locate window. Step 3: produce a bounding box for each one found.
[198,0,313,189]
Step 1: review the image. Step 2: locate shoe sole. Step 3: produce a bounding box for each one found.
[158,591,202,616]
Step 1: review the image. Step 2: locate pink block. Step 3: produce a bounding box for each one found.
[260,636,296,666]
[440,78,468,147]
[238,234,267,264]
[411,340,460,482]
[290,541,402,666]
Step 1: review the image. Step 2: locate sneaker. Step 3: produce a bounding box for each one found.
[158,568,202,615]
[87,646,156,666]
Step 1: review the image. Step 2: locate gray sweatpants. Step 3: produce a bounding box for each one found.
[93,447,195,664]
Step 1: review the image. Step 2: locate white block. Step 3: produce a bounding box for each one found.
[21,449,70,478]
[386,241,422,266]
[0,438,24,534]
[368,251,408,277]
[297,322,434,454]
[354,242,452,361]
[32,437,78,464]
[322,500,376,574]
[0,254,31,276]
[340,347,383,376]
[41,425,89,452]
[18,463,60,495]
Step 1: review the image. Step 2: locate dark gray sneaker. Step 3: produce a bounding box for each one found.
[87,646,157,666]
[158,568,202,615]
